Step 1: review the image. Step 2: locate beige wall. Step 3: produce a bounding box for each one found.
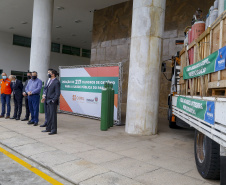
[91,0,214,119]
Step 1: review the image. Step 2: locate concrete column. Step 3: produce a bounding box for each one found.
[126,0,166,135]
[30,0,54,82]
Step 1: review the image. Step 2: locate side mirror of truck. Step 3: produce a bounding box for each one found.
[161,62,166,72]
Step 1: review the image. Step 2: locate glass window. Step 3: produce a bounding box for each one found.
[62,45,81,56]
[11,70,28,82]
[71,47,80,56]
[62,45,71,55]
[51,43,60,53]
[0,69,2,79]
[13,35,31,48]
[82,49,91,58]
[13,35,61,54]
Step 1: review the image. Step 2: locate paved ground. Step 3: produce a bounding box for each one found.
[0,144,72,185]
[0,111,220,185]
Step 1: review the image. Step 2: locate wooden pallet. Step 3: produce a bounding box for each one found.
[211,88,226,96]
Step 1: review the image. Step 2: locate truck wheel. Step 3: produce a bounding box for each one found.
[176,117,192,129]
[194,130,220,180]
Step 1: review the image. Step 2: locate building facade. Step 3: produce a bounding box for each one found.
[0,0,214,135]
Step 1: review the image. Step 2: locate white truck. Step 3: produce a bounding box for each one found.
[162,8,226,184]
[164,51,226,185]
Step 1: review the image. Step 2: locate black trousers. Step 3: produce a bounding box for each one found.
[13,94,23,118]
[25,97,30,119]
[46,101,57,133]
[44,102,48,124]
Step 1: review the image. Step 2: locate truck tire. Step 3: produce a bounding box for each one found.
[194,130,220,180]
[176,117,192,129]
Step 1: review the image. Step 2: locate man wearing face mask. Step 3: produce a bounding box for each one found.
[41,69,60,135]
[25,71,42,126]
[21,72,32,121]
[40,69,53,127]
[0,73,12,119]
[9,75,23,120]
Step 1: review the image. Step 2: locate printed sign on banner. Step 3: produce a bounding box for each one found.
[183,46,226,79]
[59,66,120,122]
[176,96,215,125]
[215,46,226,71]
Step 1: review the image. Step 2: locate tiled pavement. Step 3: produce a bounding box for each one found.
[0,111,220,185]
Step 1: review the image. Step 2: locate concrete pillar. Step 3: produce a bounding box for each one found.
[30,0,54,82]
[126,0,166,135]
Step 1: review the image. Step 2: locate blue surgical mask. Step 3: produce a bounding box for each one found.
[2,76,6,79]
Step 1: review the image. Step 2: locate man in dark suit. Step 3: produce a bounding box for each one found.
[40,69,53,127]
[9,75,23,120]
[21,72,31,121]
[42,70,60,135]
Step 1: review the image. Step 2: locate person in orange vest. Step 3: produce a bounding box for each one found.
[0,72,12,119]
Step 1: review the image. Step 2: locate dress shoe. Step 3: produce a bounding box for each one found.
[5,116,10,119]
[27,121,34,125]
[0,115,4,118]
[42,130,51,132]
[40,124,47,127]
[16,117,20,121]
[21,118,29,121]
[48,132,57,135]
[10,117,16,119]
[33,123,38,126]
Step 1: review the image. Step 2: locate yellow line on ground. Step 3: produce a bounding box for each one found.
[0,146,64,185]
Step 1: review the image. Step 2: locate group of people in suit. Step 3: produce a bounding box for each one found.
[0,69,60,135]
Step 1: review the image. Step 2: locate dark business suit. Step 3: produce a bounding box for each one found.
[43,79,50,124]
[11,80,23,119]
[45,78,60,133]
[23,79,30,119]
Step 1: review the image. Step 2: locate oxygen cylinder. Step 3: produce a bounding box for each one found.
[39,81,45,113]
[206,14,209,29]
[107,83,111,128]
[214,0,219,9]
[218,0,224,16]
[192,21,205,40]
[209,6,215,26]
[109,83,115,127]
[210,9,218,26]
[100,83,108,131]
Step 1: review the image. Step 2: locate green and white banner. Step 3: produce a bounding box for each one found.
[176,96,215,125]
[59,66,120,121]
[183,46,226,79]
